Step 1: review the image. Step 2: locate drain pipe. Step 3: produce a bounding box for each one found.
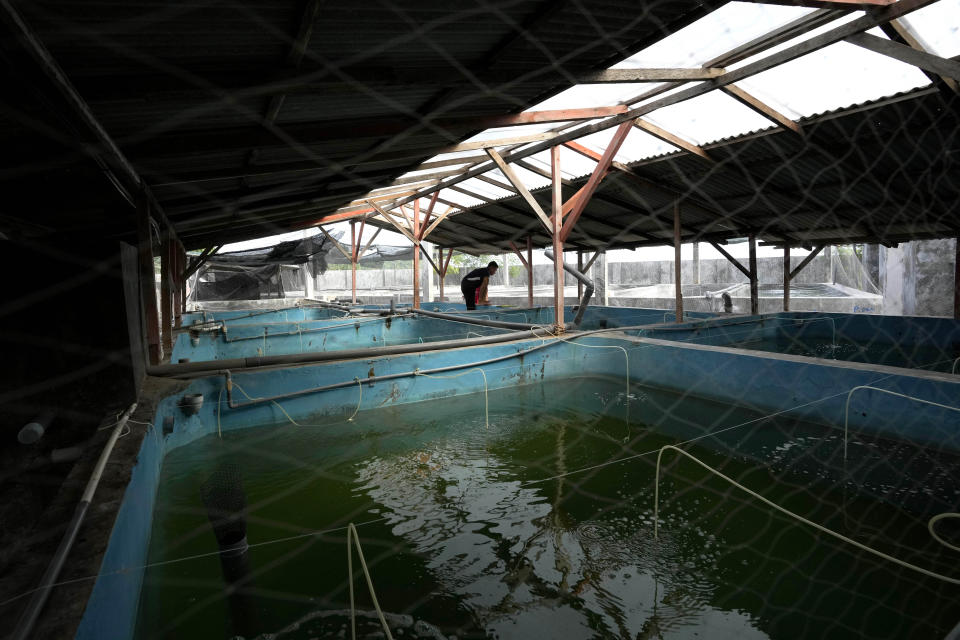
[410,308,542,330]
[186,305,304,328]
[219,323,653,411]
[200,463,259,636]
[147,327,555,377]
[12,403,138,640]
[544,249,594,327]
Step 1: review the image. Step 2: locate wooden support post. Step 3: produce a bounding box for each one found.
[174,243,184,327]
[160,232,173,353]
[551,146,564,330]
[413,200,421,309]
[137,192,161,365]
[673,201,684,323]
[527,236,534,308]
[955,238,960,320]
[749,233,759,315]
[350,220,357,304]
[783,244,791,312]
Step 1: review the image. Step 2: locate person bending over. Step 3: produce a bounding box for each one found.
[460,261,498,310]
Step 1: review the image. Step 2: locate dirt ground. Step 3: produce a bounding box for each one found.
[0,375,188,638]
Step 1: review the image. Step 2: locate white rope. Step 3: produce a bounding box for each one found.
[0,517,390,609]
[231,380,363,428]
[522,373,903,486]
[843,385,960,460]
[928,513,960,553]
[347,378,362,422]
[414,367,489,429]
[653,444,960,584]
[347,522,394,640]
[541,326,630,416]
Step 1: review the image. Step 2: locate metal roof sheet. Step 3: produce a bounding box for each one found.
[0,0,713,248]
[416,87,960,253]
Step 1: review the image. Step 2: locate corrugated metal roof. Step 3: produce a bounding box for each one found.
[0,0,713,248]
[419,87,960,253]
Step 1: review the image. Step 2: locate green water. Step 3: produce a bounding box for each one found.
[725,335,959,373]
[136,378,960,639]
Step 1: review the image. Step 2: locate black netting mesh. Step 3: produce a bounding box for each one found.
[194,235,331,301]
[3,3,960,640]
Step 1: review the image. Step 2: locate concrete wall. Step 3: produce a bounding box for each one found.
[314,243,960,319]
[173,316,510,361]
[320,253,866,293]
[881,239,957,318]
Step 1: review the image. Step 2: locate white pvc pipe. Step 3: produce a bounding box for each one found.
[12,403,137,640]
[17,410,56,445]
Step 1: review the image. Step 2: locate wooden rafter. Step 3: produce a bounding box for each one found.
[720,85,802,135]
[475,173,516,194]
[845,32,960,82]
[579,68,726,82]
[344,188,422,206]
[789,244,825,280]
[634,119,713,161]
[182,244,222,280]
[318,226,352,261]
[359,226,382,259]
[508,240,530,269]
[386,0,941,215]
[439,132,559,154]
[736,0,892,8]
[710,242,753,279]
[485,148,553,232]
[399,204,415,232]
[562,142,688,238]
[421,206,456,240]
[368,202,418,244]
[617,9,846,114]
[515,159,575,186]
[301,0,939,252]
[885,19,959,94]
[560,120,634,242]
[418,191,440,240]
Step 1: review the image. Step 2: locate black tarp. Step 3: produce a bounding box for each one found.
[194,234,334,301]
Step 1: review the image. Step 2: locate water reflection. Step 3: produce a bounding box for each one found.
[353,407,767,639]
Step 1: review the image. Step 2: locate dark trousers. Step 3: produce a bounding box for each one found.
[461,286,478,310]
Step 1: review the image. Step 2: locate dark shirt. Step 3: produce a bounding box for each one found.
[461,267,490,290]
